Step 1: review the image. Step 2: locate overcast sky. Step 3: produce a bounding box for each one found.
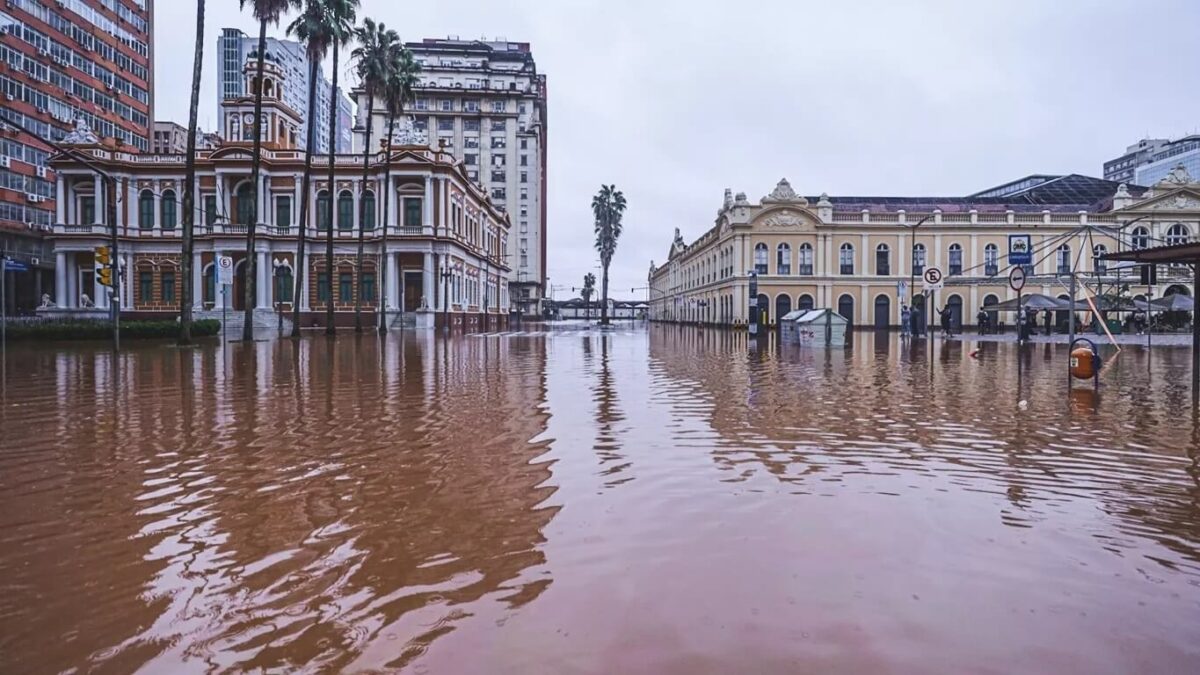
[153,0,1200,298]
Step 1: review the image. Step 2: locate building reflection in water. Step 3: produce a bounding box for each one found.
[0,333,556,672]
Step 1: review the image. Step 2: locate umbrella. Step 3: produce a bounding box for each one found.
[1151,293,1194,312]
[981,293,1068,312]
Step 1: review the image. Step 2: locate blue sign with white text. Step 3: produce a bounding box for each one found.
[2,259,29,272]
[1008,234,1032,266]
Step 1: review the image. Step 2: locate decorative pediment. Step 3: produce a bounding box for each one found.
[754,207,815,230]
[209,146,252,160]
[1128,187,1200,212]
[762,178,808,206]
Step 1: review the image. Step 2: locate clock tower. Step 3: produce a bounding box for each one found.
[223,50,302,150]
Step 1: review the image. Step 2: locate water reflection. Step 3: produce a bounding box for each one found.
[1,326,1199,672]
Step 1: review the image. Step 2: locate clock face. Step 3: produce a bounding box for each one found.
[243,113,255,125]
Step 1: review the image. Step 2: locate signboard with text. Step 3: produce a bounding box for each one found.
[1009,234,1032,266]
[922,267,944,291]
[217,256,234,286]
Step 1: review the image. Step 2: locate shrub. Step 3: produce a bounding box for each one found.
[4,319,220,341]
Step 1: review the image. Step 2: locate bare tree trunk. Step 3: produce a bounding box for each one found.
[242,19,268,342]
[379,110,397,334]
[290,59,320,338]
[178,0,204,345]
[325,44,340,335]
[354,90,374,332]
[601,263,610,325]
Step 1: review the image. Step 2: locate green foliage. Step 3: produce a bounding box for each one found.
[5,320,220,341]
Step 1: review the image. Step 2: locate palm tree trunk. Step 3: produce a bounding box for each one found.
[378,110,397,334]
[325,44,339,335]
[354,90,374,332]
[601,263,610,325]
[178,0,204,345]
[242,19,268,342]
[290,59,320,338]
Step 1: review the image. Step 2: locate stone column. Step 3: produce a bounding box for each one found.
[293,173,302,228]
[352,179,361,232]
[152,180,162,230]
[897,232,907,278]
[423,176,433,231]
[259,174,268,225]
[55,175,65,223]
[298,248,310,310]
[192,252,204,310]
[422,252,434,310]
[93,179,105,226]
[933,234,944,269]
[860,233,869,276]
[55,251,67,306]
[386,252,398,310]
[257,250,270,309]
[126,180,137,232]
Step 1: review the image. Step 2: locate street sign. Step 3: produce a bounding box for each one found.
[1009,234,1032,266]
[1009,266,1026,292]
[2,259,28,272]
[217,255,234,285]
[922,266,944,291]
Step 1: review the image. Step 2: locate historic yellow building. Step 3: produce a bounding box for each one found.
[649,171,1200,329]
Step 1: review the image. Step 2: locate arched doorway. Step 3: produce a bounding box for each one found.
[946,295,963,332]
[775,294,792,326]
[1056,293,1071,332]
[983,294,999,333]
[233,259,248,311]
[838,294,854,329]
[756,293,769,326]
[874,294,890,329]
[202,263,216,308]
[797,294,814,312]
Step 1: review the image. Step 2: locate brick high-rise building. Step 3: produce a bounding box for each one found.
[0,0,154,314]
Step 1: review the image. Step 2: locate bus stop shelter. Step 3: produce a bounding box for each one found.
[1100,242,1200,401]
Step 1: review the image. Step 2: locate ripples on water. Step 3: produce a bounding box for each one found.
[0,326,1198,673]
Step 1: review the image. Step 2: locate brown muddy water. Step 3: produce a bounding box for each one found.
[0,325,1198,674]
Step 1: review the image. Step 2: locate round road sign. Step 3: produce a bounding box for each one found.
[1009,266,1026,292]
[922,266,944,290]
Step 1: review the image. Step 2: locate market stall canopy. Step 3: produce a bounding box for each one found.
[1152,293,1195,312]
[1100,242,1200,264]
[981,293,1069,312]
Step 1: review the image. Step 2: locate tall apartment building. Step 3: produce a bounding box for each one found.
[1134,135,1200,187]
[217,28,352,154]
[353,37,548,315]
[0,0,153,314]
[1103,138,1169,184]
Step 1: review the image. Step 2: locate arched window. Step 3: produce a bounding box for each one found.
[1093,244,1108,275]
[776,243,791,275]
[274,264,294,303]
[948,243,963,276]
[1167,223,1190,246]
[1056,244,1071,275]
[753,243,768,274]
[875,243,890,276]
[839,243,854,275]
[984,244,998,275]
[798,243,814,275]
[337,190,353,230]
[837,294,855,327]
[236,182,254,225]
[316,190,331,230]
[160,190,177,230]
[138,189,154,229]
[912,243,926,274]
[361,190,376,230]
[798,294,814,311]
[1131,226,1149,249]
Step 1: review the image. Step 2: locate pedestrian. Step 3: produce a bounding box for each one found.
[1043,309,1053,336]
[977,309,988,335]
[939,305,952,336]
[901,304,911,337]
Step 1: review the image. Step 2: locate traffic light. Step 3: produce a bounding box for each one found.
[95,246,112,287]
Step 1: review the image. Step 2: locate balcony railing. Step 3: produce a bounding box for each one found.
[798,264,813,276]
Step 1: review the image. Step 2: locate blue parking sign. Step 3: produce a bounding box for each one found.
[1009,234,1032,266]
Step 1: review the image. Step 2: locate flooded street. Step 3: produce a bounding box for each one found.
[1,325,1199,673]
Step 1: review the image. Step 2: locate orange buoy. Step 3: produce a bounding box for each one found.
[1070,346,1098,380]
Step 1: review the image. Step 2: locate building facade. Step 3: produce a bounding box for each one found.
[353,37,547,317]
[1104,135,1200,187]
[0,0,153,314]
[48,56,511,330]
[1104,138,1168,184]
[217,28,352,154]
[152,120,186,154]
[649,173,1200,330]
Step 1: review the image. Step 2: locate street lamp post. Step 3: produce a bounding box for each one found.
[907,214,934,337]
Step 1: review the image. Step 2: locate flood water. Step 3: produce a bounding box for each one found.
[1,325,1199,673]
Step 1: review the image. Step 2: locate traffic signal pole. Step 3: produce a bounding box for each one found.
[107,175,119,351]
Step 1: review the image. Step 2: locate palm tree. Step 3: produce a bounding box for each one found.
[581,272,595,321]
[377,45,419,334]
[178,0,205,345]
[592,185,627,325]
[350,18,397,333]
[239,0,301,342]
[319,0,358,335]
[285,0,327,337]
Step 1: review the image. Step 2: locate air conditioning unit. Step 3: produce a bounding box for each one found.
[30,256,39,265]
[0,156,10,168]
[36,166,47,178]
[38,49,48,58]
[25,193,38,202]
[4,94,13,101]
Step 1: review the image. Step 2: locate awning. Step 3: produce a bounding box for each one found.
[1099,242,1200,264]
